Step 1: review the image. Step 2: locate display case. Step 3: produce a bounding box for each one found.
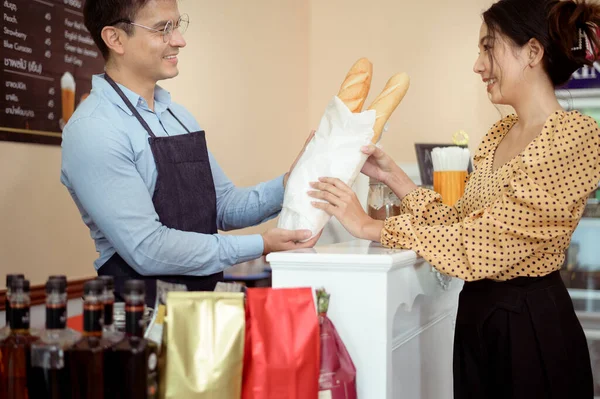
[562,192,600,398]
[557,66,600,397]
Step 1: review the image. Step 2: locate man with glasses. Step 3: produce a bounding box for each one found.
[60,0,318,306]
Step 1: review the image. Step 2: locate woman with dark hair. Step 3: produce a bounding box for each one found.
[309,0,600,397]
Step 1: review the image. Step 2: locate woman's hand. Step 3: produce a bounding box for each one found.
[361,145,418,199]
[360,145,398,183]
[308,177,384,242]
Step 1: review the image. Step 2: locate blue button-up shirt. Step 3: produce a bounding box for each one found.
[61,74,284,276]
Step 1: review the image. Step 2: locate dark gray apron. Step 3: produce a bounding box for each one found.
[98,74,223,307]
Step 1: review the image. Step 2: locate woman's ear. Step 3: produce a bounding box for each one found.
[527,38,545,68]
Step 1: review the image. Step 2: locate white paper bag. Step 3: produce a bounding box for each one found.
[278,96,376,238]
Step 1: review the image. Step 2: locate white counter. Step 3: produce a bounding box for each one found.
[267,240,463,399]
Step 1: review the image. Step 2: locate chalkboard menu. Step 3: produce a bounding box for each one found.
[1,0,104,145]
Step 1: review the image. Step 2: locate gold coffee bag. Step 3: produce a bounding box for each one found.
[162,292,245,399]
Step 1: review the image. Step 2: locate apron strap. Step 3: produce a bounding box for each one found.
[103,73,157,138]
[167,109,191,134]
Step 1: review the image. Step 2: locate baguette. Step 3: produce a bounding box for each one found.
[337,58,373,113]
[367,73,410,143]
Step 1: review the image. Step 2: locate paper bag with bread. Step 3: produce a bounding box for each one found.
[278,58,410,238]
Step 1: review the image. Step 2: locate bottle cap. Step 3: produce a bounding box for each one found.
[46,278,67,293]
[124,279,145,296]
[6,274,25,290]
[11,278,30,292]
[48,275,67,283]
[96,275,115,291]
[84,280,104,296]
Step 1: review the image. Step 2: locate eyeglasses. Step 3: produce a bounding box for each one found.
[109,13,189,43]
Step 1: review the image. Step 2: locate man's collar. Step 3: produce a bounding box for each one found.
[92,74,172,115]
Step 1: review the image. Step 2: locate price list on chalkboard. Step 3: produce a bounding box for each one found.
[1,0,104,145]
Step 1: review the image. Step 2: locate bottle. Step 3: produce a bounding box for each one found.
[65,280,111,399]
[0,278,39,399]
[105,280,158,399]
[46,276,79,341]
[97,276,123,343]
[0,274,25,342]
[28,278,81,399]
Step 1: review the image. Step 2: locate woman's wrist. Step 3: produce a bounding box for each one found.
[361,219,385,242]
[383,166,418,200]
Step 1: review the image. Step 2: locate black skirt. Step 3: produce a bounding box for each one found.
[453,270,593,399]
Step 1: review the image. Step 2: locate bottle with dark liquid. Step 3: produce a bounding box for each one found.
[0,278,39,399]
[97,276,123,344]
[65,280,111,399]
[43,276,78,342]
[43,275,74,337]
[29,278,81,399]
[0,274,25,342]
[106,280,158,399]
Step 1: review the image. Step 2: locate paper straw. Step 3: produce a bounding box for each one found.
[431,147,471,172]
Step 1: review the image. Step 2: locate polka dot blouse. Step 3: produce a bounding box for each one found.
[381,110,600,281]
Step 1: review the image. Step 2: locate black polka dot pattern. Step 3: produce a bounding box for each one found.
[382,111,600,282]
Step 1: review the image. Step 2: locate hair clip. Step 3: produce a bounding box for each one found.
[572,28,586,51]
[571,27,599,61]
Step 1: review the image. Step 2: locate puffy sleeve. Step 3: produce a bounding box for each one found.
[381,113,600,281]
[399,187,460,227]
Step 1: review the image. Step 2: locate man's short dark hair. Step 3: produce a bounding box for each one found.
[84,0,152,60]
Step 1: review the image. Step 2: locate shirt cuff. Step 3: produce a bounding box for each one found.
[381,214,414,250]
[400,187,441,214]
[234,234,264,264]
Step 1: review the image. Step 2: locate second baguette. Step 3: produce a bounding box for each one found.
[367,73,410,143]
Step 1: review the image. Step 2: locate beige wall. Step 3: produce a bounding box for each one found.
[162,0,310,187]
[308,0,503,163]
[160,0,310,237]
[1,0,503,286]
[0,142,96,284]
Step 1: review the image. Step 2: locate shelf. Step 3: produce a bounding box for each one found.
[584,329,600,340]
[576,217,600,229]
[569,289,600,301]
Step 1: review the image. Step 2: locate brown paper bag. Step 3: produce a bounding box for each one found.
[161,292,245,399]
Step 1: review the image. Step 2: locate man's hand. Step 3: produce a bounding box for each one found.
[284,130,316,189]
[261,228,322,255]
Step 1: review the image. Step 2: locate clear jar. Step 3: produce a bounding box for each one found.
[367,178,401,220]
